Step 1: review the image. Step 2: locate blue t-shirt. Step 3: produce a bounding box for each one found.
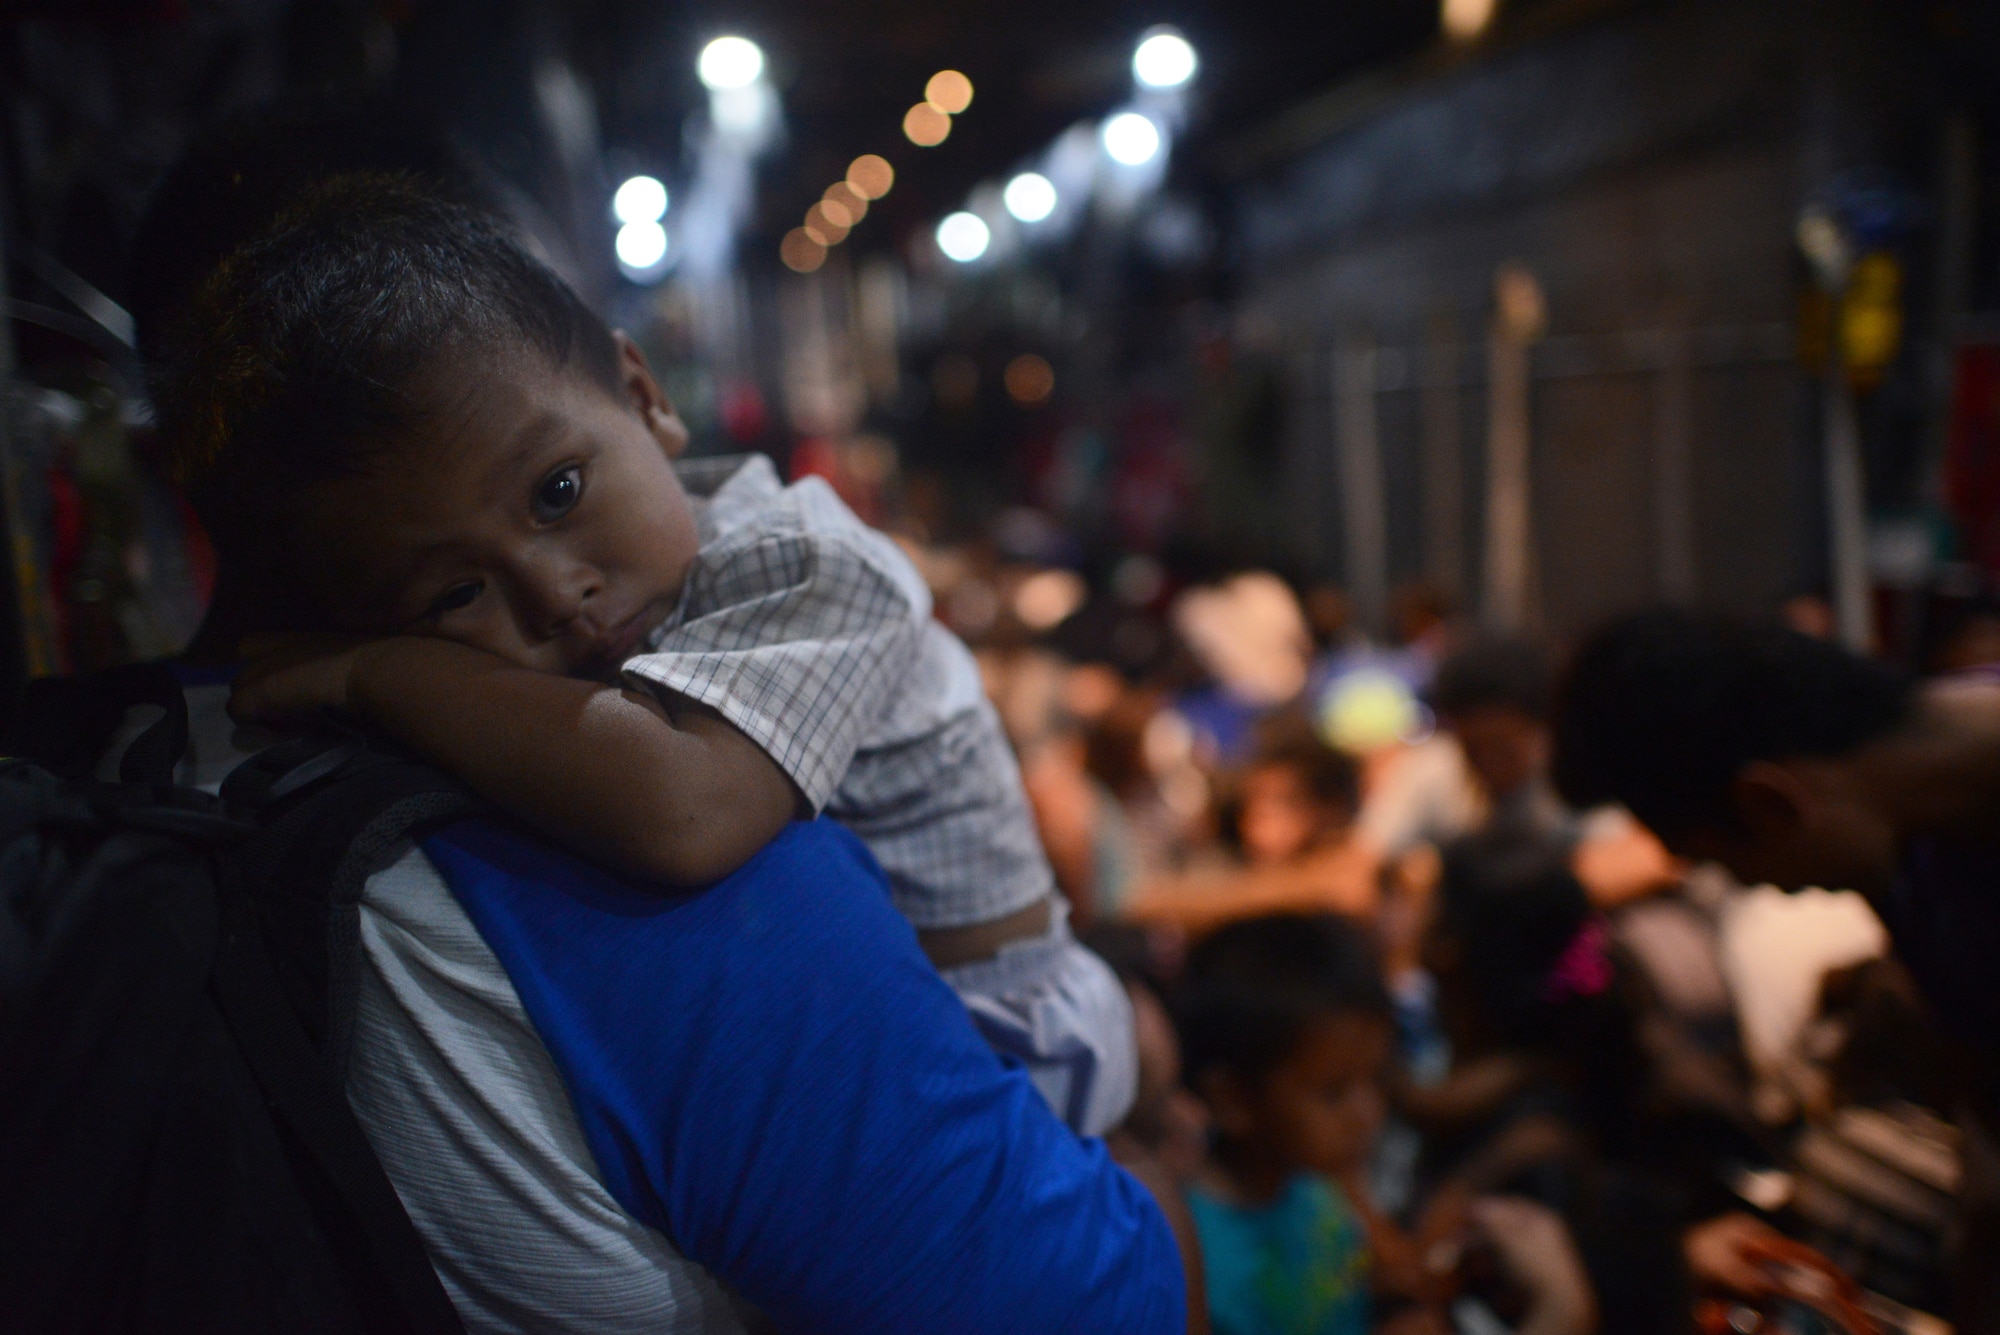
[1187,1173,1369,1335]
[422,817,1183,1334]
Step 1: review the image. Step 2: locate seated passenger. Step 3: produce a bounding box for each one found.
[161,175,1133,1137]
[1553,608,2000,1327]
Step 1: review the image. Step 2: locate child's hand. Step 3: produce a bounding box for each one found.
[231,632,379,724]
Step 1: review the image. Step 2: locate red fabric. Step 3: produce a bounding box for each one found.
[1945,342,2000,573]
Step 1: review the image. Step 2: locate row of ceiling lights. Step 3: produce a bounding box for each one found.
[617,6,1492,282]
[935,27,1195,264]
[611,36,772,272]
[780,67,975,273]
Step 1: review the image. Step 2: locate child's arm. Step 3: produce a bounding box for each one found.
[234,634,803,884]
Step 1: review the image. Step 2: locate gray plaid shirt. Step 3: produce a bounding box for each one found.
[622,455,1053,929]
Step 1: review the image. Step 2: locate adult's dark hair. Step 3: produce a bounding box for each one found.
[155,173,621,579]
[1436,830,1597,1043]
[128,99,489,368]
[1433,830,1649,1152]
[1551,608,1915,843]
[1175,913,1389,1092]
[1428,636,1551,721]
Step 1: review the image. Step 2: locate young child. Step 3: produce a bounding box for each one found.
[1227,715,1363,869]
[1173,912,1399,1335]
[159,175,1134,1136]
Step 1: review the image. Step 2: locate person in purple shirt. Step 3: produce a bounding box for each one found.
[1551,608,2000,1330]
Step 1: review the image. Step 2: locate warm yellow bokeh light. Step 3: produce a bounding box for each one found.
[903,102,951,147]
[781,228,827,273]
[1442,0,1497,41]
[817,197,855,230]
[805,202,850,245]
[847,154,895,199]
[825,181,869,223]
[925,70,973,115]
[1004,354,1055,405]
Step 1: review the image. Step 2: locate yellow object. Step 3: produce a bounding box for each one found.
[1317,670,1425,754]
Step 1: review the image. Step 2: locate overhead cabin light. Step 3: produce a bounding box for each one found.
[1003,172,1058,223]
[1133,29,1197,88]
[698,36,765,90]
[615,220,668,271]
[847,154,896,199]
[925,69,974,114]
[936,212,991,263]
[1442,0,1498,42]
[904,102,952,146]
[613,175,668,224]
[1102,112,1162,166]
[781,228,828,273]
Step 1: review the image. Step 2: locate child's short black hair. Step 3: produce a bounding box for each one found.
[1175,913,1390,1092]
[1248,711,1361,812]
[1551,608,1915,843]
[1428,636,1551,721]
[155,173,621,576]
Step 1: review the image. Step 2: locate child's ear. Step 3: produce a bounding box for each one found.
[613,330,689,460]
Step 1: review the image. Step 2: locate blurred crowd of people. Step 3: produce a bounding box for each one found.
[894,520,1981,1334]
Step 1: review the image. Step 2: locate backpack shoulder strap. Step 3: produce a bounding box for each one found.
[209,880,465,1335]
[227,744,483,1076]
[216,737,483,1335]
[4,661,190,784]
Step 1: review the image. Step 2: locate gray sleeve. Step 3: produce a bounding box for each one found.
[347,850,752,1335]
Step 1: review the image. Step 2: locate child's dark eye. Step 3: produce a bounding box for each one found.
[427,581,483,618]
[533,466,583,522]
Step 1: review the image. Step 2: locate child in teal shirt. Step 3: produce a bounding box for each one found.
[1176,914,1394,1335]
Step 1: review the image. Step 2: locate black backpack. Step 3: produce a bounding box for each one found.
[0,662,477,1333]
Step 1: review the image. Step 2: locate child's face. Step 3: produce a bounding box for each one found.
[1231,1012,1391,1179]
[295,336,698,680]
[1236,764,1346,865]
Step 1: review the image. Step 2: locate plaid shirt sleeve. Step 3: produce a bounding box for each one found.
[621,495,926,814]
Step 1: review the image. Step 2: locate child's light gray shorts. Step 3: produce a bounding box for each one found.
[939,900,1138,1138]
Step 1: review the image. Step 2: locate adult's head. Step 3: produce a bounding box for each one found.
[1429,636,1552,802]
[156,175,694,679]
[1552,607,1915,896]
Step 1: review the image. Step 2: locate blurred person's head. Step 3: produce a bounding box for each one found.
[1224,712,1360,866]
[1176,914,1392,1185]
[1428,831,1646,1146]
[1429,637,1552,803]
[1429,832,1603,1048]
[157,175,694,676]
[1552,609,1915,897]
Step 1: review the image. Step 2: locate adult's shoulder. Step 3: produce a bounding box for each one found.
[421,817,1186,1334]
